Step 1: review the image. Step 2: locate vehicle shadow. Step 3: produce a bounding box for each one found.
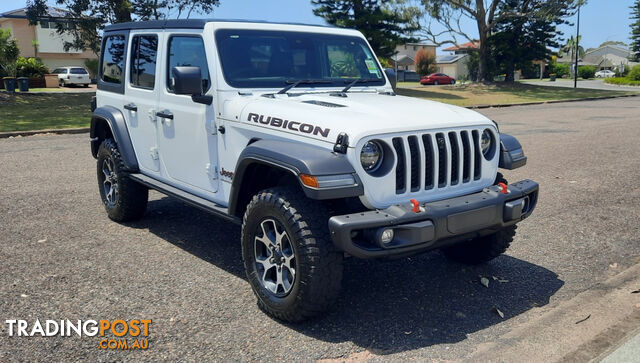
[129,196,564,354]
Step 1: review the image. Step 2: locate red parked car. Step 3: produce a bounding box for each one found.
[420,73,456,85]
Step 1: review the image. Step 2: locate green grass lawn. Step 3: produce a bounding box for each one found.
[0,93,93,132]
[396,82,635,107]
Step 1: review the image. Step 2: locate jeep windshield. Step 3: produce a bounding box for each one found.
[215,29,386,89]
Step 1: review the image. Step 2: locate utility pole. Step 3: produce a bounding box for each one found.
[574,4,581,89]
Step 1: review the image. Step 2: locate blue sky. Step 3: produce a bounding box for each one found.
[0,0,636,51]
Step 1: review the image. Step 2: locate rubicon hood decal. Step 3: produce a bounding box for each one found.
[247,112,331,138]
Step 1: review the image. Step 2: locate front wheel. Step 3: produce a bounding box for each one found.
[450,79,456,85]
[97,138,148,222]
[434,80,439,85]
[242,187,343,322]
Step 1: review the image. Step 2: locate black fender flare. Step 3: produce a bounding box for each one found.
[228,139,363,216]
[499,133,527,170]
[90,106,139,171]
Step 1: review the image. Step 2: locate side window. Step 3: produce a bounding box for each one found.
[130,35,158,89]
[101,35,126,84]
[167,36,210,92]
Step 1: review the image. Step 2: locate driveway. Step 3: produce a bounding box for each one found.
[520,78,640,92]
[1,98,639,360]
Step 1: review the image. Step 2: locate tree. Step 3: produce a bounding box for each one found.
[419,0,581,82]
[26,0,220,54]
[0,29,20,77]
[559,35,585,61]
[631,0,640,62]
[414,48,436,76]
[311,0,421,59]
[488,0,572,82]
[599,40,627,48]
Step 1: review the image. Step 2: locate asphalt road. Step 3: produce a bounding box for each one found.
[1,97,639,361]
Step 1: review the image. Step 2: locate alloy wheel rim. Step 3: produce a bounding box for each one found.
[254,218,296,297]
[102,157,119,207]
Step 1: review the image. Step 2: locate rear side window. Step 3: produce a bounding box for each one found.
[70,68,88,74]
[101,35,126,84]
[167,36,210,92]
[130,35,158,89]
[52,68,67,74]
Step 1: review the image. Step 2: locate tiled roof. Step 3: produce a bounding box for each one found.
[1,6,70,19]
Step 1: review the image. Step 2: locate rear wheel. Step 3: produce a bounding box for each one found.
[242,187,343,322]
[96,138,148,222]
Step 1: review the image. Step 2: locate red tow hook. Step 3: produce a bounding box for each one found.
[410,199,421,213]
[497,182,509,194]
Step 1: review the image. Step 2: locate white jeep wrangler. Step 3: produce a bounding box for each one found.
[90,19,538,322]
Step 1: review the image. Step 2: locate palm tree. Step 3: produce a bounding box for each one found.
[559,35,585,62]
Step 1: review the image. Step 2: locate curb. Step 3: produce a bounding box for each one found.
[0,127,90,139]
[1,94,638,139]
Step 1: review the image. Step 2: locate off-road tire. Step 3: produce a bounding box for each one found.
[443,225,517,265]
[96,138,148,222]
[242,187,343,322]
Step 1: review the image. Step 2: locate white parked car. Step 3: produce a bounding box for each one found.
[52,67,91,87]
[595,70,615,78]
[90,20,538,322]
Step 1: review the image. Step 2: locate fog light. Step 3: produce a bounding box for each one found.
[379,228,394,245]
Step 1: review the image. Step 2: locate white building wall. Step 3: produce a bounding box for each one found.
[35,25,81,54]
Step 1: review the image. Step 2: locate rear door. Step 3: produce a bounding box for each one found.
[155,32,218,193]
[122,32,161,174]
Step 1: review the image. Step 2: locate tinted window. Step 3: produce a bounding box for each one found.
[167,36,210,92]
[130,35,158,89]
[70,68,88,74]
[52,68,67,74]
[101,35,126,84]
[215,30,384,88]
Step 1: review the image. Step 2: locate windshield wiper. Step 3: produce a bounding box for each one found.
[277,79,332,94]
[341,78,371,93]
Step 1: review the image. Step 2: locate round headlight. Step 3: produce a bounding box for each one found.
[481,129,493,157]
[361,141,383,172]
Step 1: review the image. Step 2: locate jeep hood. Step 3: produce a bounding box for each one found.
[228,91,493,145]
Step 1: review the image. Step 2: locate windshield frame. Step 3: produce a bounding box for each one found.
[214,29,387,90]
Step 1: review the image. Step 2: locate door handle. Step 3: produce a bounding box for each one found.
[124,103,137,111]
[156,111,174,120]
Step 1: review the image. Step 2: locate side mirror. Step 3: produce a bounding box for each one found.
[172,66,203,95]
[172,66,213,105]
[384,68,396,91]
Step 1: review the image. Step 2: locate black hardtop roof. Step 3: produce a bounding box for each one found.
[104,19,336,32]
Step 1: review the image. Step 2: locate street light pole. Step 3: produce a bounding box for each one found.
[574,4,581,89]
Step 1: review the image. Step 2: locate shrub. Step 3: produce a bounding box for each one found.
[604,77,640,86]
[550,62,570,78]
[84,58,99,78]
[414,48,436,77]
[627,64,640,81]
[16,57,49,77]
[578,65,596,79]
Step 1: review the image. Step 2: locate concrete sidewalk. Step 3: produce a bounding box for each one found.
[520,79,640,92]
[601,330,640,363]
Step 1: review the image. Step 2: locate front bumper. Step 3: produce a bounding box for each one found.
[328,179,538,258]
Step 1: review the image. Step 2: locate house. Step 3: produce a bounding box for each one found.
[442,41,480,55]
[390,42,436,72]
[558,45,638,72]
[435,41,479,79]
[0,6,97,71]
[435,54,469,79]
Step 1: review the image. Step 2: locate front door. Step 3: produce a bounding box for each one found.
[123,32,161,173]
[156,33,218,194]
